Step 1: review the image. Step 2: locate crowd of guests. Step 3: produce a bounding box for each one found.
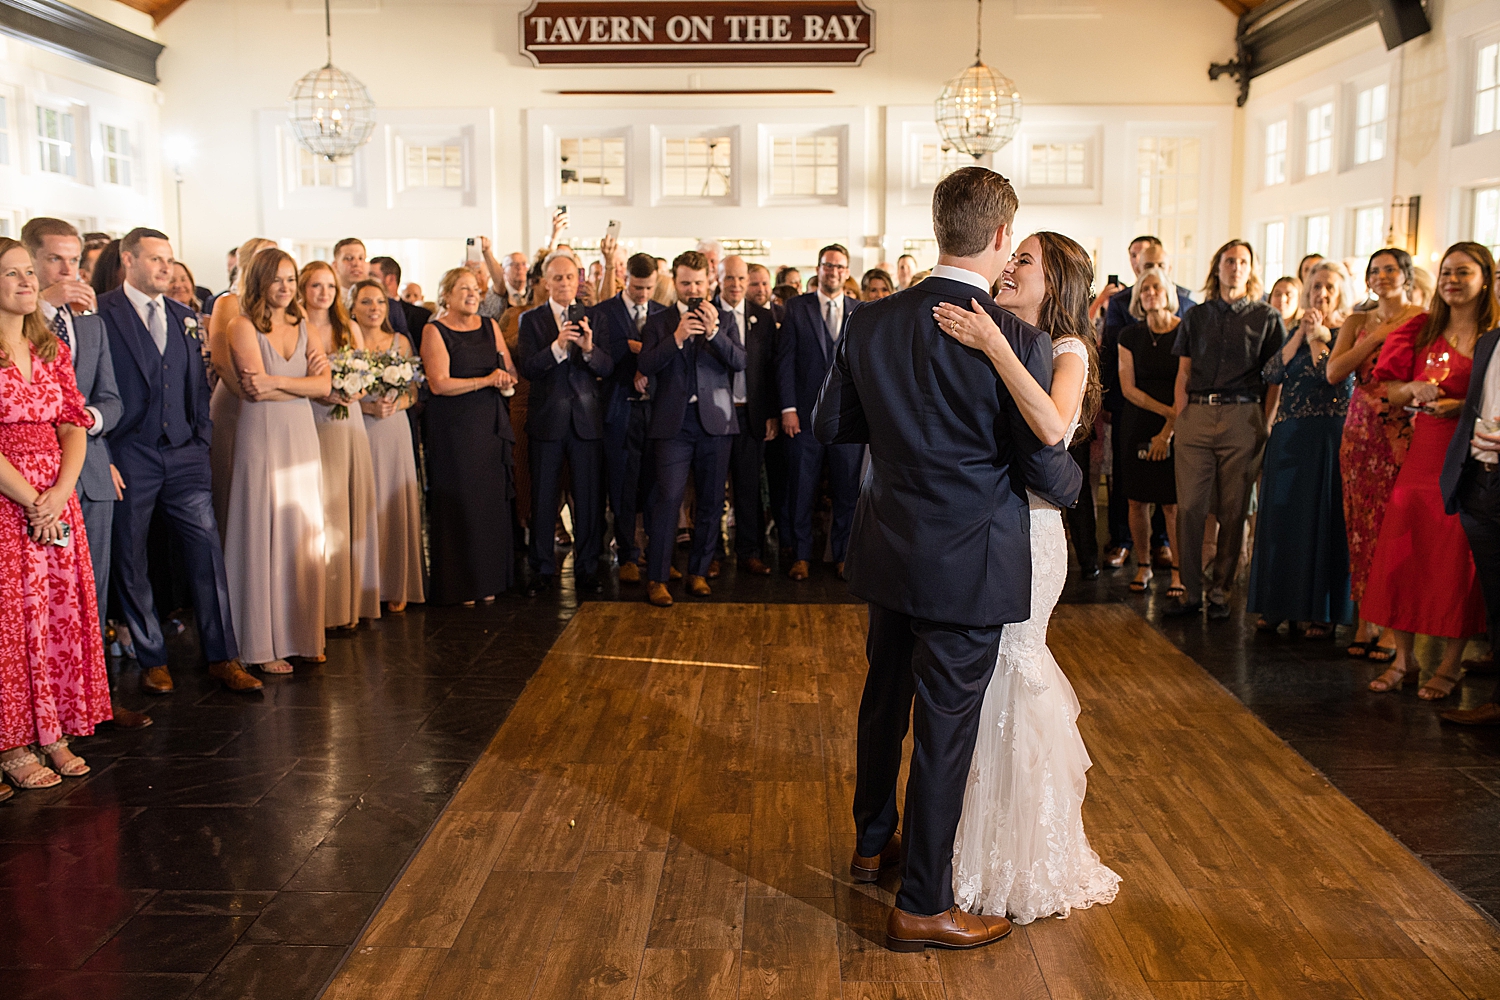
[2,200,1498,798]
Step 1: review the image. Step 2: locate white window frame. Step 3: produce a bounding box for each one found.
[1352,83,1388,165]
[1134,134,1203,281]
[1263,219,1286,282]
[1351,204,1385,258]
[100,122,134,187]
[1304,101,1334,177]
[652,125,739,206]
[1303,213,1331,257]
[0,90,12,168]
[1263,119,1287,187]
[1473,184,1500,261]
[761,124,846,206]
[399,139,465,191]
[556,133,629,202]
[36,104,79,179]
[1476,38,1500,139]
[292,145,354,190]
[1026,138,1090,188]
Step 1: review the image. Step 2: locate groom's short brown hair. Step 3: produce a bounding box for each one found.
[932,167,1018,258]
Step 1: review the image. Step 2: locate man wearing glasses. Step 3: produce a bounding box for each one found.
[774,243,863,581]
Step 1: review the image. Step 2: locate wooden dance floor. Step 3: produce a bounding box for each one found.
[323,603,1500,999]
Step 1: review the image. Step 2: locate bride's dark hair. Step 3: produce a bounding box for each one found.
[1033,231,1102,445]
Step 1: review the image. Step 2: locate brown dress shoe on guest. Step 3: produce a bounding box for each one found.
[886,905,1012,953]
[687,575,712,597]
[707,559,721,579]
[836,561,847,581]
[209,660,264,692]
[669,565,683,580]
[1103,546,1129,569]
[743,556,772,576]
[140,666,174,695]
[647,582,674,607]
[788,560,810,581]
[618,561,641,583]
[1440,703,1500,725]
[850,833,901,883]
[107,703,153,729]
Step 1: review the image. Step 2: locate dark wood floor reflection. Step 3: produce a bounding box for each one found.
[324,602,1500,1000]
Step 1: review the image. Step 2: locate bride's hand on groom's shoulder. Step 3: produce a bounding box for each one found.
[933,299,1008,358]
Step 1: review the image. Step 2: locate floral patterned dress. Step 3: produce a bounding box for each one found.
[0,343,110,750]
[1339,313,1421,601]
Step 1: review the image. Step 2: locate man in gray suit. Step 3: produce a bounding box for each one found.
[23,218,151,728]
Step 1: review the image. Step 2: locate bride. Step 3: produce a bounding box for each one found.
[932,231,1121,923]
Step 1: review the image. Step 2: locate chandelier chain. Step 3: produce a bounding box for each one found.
[975,0,982,64]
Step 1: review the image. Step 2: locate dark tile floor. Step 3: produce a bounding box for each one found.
[2,529,1496,998]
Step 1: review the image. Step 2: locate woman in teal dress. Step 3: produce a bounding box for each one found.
[1248,261,1356,635]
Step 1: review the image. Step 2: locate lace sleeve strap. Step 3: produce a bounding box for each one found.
[1052,336,1090,380]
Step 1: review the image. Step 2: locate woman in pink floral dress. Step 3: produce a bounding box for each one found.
[0,238,110,792]
[1327,248,1425,662]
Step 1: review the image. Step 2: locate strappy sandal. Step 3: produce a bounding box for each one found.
[256,659,294,675]
[1129,569,1154,593]
[1166,567,1185,600]
[1369,666,1418,693]
[1367,645,1396,663]
[1418,671,1463,701]
[1,749,62,789]
[40,738,88,777]
[1347,640,1371,658]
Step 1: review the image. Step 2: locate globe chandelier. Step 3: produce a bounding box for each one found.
[287,0,376,161]
[935,0,1022,160]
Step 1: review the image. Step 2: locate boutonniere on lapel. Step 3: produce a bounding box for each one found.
[748,315,758,326]
[183,316,202,340]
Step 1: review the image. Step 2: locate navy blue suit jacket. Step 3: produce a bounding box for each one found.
[716,297,780,426]
[776,291,860,422]
[595,292,667,404]
[98,287,213,453]
[1442,327,1500,514]
[518,302,614,441]
[812,277,1083,627]
[639,304,746,439]
[66,311,122,502]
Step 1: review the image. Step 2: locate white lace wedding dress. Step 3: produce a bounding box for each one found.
[951,336,1121,924]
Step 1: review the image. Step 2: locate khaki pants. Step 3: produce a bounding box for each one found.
[1173,402,1268,606]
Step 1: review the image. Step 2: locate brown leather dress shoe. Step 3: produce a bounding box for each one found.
[886,905,1012,953]
[687,575,712,597]
[743,556,772,576]
[107,703,153,729]
[1104,546,1129,569]
[707,559,721,579]
[647,582,674,607]
[140,666,174,695]
[669,565,683,581]
[850,833,901,883]
[788,559,810,581]
[209,659,264,692]
[618,561,641,583]
[1440,703,1500,725]
[835,561,847,581]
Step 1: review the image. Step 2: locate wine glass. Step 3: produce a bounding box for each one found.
[1422,351,1452,386]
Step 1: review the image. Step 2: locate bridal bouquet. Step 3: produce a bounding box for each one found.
[327,348,379,420]
[370,351,425,404]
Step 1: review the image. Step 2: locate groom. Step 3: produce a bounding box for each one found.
[813,167,1082,951]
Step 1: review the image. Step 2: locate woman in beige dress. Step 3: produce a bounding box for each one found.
[302,261,380,630]
[224,249,330,673]
[207,237,276,534]
[352,280,425,612]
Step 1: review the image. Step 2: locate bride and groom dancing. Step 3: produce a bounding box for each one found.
[813,166,1120,951]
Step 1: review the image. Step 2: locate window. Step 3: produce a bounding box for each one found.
[1263,220,1286,281]
[1353,206,1385,257]
[661,136,731,198]
[101,124,132,186]
[916,140,966,185]
[1135,136,1200,279]
[1305,102,1333,176]
[1477,42,1500,137]
[297,146,353,188]
[1028,141,1086,187]
[403,142,463,189]
[1264,120,1287,186]
[1304,214,1331,256]
[36,107,76,177]
[771,134,840,197]
[1475,186,1500,261]
[1354,84,1387,164]
[0,95,9,166]
[558,136,625,198]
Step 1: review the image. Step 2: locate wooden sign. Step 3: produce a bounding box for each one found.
[519,1,875,66]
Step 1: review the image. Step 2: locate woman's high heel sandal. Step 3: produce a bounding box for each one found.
[1,749,62,789]
[40,738,88,777]
[1368,666,1418,693]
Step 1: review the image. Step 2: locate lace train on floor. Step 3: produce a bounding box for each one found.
[951,503,1121,924]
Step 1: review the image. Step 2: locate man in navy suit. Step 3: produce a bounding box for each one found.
[24,218,151,728]
[518,251,614,596]
[715,254,778,577]
[814,167,1081,951]
[595,251,666,583]
[100,229,259,695]
[1440,321,1500,725]
[638,250,746,606]
[775,243,862,581]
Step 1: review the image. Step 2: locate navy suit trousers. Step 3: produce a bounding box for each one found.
[648,407,731,582]
[788,432,861,562]
[727,406,766,558]
[529,427,604,579]
[111,441,237,668]
[603,393,653,563]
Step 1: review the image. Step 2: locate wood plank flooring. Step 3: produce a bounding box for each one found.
[324,603,1500,999]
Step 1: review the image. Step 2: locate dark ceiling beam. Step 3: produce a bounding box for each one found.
[0,0,164,84]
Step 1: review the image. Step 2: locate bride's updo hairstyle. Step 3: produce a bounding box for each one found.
[1033,231,1102,445]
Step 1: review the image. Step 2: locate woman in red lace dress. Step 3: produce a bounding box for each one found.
[0,238,110,792]
[1363,242,1496,699]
